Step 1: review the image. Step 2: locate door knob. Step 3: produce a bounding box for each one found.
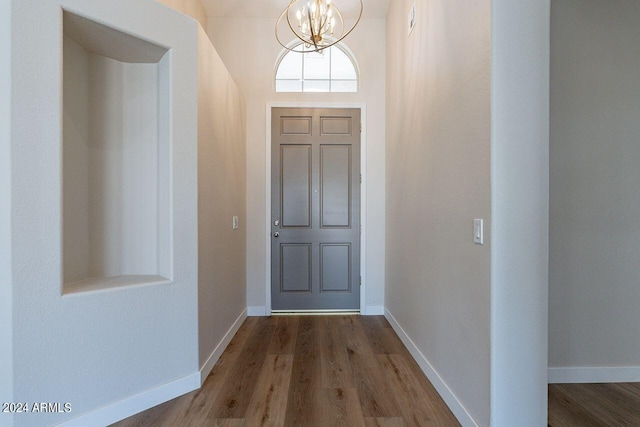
[273,232,279,238]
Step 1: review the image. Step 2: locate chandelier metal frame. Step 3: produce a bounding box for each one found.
[275,0,363,53]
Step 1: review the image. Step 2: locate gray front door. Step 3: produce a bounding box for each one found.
[271,107,361,311]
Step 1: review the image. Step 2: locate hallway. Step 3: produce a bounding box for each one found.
[112,316,459,426]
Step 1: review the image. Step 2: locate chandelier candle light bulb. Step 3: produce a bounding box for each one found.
[276,0,363,53]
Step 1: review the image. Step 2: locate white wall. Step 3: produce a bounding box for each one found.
[491,0,549,425]
[197,26,247,371]
[207,17,386,315]
[62,35,91,284]
[549,0,640,380]
[385,0,492,424]
[85,58,162,278]
[155,0,208,29]
[10,1,199,425]
[1,0,14,421]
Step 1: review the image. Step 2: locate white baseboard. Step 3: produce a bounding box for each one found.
[247,306,267,316]
[384,308,478,427]
[548,366,640,384]
[55,372,200,427]
[363,305,385,315]
[200,308,247,384]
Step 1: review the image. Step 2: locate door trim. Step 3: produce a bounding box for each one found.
[266,102,367,315]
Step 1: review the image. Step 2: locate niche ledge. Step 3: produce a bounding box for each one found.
[63,275,171,296]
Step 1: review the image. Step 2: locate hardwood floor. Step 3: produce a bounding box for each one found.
[112,315,460,427]
[548,382,640,426]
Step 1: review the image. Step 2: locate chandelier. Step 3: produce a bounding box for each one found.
[276,0,363,53]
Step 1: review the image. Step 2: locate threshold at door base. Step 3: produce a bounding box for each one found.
[271,309,360,316]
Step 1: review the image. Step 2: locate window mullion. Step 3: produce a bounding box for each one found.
[276,43,357,93]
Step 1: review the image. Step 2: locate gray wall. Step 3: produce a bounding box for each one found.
[550,0,640,370]
[385,0,492,423]
[197,26,247,369]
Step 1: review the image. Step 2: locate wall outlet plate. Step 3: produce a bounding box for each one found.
[232,216,239,230]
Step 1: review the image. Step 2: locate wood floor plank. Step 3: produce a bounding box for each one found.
[166,317,260,427]
[320,387,367,426]
[207,420,245,427]
[377,354,459,426]
[244,354,294,426]
[398,349,461,422]
[377,316,395,329]
[613,382,640,403]
[340,316,402,418]
[594,383,640,423]
[319,316,356,389]
[548,382,640,426]
[113,314,551,427]
[268,316,299,355]
[110,394,188,427]
[172,317,261,427]
[360,315,406,355]
[548,385,606,427]
[205,318,276,420]
[556,383,640,426]
[364,417,408,427]
[211,316,260,375]
[283,316,322,425]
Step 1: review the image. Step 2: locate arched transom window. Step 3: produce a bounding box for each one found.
[275,43,358,93]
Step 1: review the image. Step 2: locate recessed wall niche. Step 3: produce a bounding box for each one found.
[62,11,171,294]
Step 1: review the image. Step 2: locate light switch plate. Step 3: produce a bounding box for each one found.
[408,1,416,36]
[232,216,239,230]
[474,219,484,245]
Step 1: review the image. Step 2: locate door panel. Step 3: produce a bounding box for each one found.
[281,145,312,228]
[320,145,351,228]
[271,107,360,311]
[281,116,312,135]
[320,243,351,292]
[320,117,352,135]
[281,244,312,292]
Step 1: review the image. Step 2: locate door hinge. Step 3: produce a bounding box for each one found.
[360,122,362,133]
[360,276,362,286]
[359,174,362,184]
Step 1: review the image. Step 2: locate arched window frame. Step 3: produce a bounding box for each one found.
[274,41,360,93]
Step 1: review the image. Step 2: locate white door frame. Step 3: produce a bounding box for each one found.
[265,102,368,314]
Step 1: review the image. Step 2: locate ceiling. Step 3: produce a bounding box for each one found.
[201,0,390,19]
